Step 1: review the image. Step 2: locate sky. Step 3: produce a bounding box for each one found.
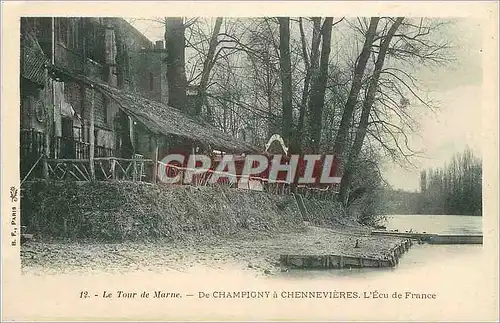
[381,18,483,191]
[130,17,484,192]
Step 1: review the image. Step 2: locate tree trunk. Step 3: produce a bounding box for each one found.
[295,17,321,153]
[89,87,96,181]
[262,52,276,138]
[333,17,379,164]
[42,66,50,179]
[278,17,293,147]
[339,17,404,205]
[306,17,333,153]
[165,18,188,113]
[194,17,223,118]
[152,135,159,184]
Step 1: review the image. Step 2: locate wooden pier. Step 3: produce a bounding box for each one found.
[370,230,483,245]
[280,239,413,269]
[427,234,483,244]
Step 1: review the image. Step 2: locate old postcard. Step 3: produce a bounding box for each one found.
[1,1,499,321]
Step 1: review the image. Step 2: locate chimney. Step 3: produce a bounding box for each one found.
[155,40,164,50]
[104,25,118,86]
[104,26,117,65]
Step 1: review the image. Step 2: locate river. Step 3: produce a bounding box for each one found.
[265,214,494,320]
[278,214,483,280]
[383,214,483,235]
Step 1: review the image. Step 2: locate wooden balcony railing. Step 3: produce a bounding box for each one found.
[46,157,154,182]
[20,129,45,180]
[51,136,113,159]
[20,129,114,179]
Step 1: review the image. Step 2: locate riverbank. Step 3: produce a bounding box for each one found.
[20,180,411,275]
[21,224,408,276]
[21,180,306,240]
[15,214,493,323]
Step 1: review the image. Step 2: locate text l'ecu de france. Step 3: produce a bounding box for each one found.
[79,290,437,300]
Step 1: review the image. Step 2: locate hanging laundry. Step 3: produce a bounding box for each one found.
[53,80,80,119]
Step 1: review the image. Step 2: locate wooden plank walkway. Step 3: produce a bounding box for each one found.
[280,239,413,269]
[370,230,483,245]
[427,234,483,244]
[279,228,483,270]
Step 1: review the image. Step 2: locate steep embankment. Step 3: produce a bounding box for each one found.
[299,196,369,232]
[21,180,305,241]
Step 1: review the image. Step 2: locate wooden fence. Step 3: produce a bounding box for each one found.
[157,161,337,198]
[23,156,338,199]
[20,130,339,199]
[46,157,153,182]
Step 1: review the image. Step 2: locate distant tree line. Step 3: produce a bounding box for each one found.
[419,147,482,215]
[381,147,482,216]
[381,189,420,215]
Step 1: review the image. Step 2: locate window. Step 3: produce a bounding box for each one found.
[149,72,154,91]
[73,126,82,142]
[123,51,130,79]
[61,117,73,138]
[55,18,80,51]
[103,98,110,125]
[57,18,70,46]
[85,128,98,145]
[83,19,105,64]
[68,19,79,50]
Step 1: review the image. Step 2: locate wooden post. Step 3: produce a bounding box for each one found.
[111,158,116,180]
[42,65,50,179]
[132,159,137,181]
[190,146,196,186]
[89,86,96,181]
[152,136,159,184]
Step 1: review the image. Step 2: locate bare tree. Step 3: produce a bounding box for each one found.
[333,17,380,163]
[278,17,294,147]
[306,17,334,153]
[357,18,452,168]
[339,17,405,205]
[294,17,322,152]
[193,17,223,118]
[244,19,282,138]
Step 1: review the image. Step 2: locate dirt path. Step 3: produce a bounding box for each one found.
[21,225,405,276]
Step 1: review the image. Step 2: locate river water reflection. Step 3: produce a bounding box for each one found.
[266,214,494,320]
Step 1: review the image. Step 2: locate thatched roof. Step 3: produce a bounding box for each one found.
[51,67,259,153]
[21,33,48,86]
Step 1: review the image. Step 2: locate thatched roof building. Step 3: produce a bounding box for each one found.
[51,66,259,154]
